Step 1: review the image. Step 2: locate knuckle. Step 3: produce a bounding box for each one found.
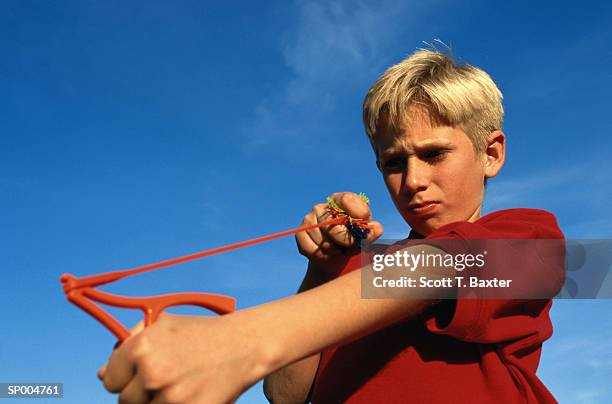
[312,249,327,261]
[295,233,308,249]
[328,228,353,247]
[129,335,150,362]
[296,242,307,256]
[102,375,116,392]
[327,224,346,237]
[371,221,383,235]
[157,385,188,404]
[314,203,329,216]
[102,371,125,394]
[314,205,330,220]
[97,366,105,381]
[299,245,316,259]
[319,240,337,253]
[132,352,170,391]
[301,213,313,225]
[139,361,166,390]
[118,393,134,404]
[341,192,354,205]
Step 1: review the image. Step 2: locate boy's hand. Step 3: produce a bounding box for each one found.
[296,192,383,274]
[97,313,262,403]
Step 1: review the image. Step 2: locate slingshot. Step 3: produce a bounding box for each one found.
[61,197,371,341]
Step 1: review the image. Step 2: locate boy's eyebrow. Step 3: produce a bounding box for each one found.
[414,139,454,148]
[381,139,454,158]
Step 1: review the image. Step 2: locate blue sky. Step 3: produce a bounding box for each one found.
[1,0,611,402]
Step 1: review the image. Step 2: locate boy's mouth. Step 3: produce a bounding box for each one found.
[407,201,439,215]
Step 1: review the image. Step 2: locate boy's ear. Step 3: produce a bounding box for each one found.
[483,130,506,179]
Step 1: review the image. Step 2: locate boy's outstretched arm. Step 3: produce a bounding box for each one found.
[263,263,326,404]
[264,192,383,403]
[263,353,320,404]
[98,193,452,403]
[99,247,450,403]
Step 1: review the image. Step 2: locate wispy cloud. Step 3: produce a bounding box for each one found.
[242,0,429,151]
[546,332,612,370]
[571,389,604,404]
[484,163,588,211]
[281,1,391,94]
[484,158,612,237]
[541,329,612,403]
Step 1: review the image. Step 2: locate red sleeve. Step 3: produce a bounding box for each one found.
[421,209,565,344]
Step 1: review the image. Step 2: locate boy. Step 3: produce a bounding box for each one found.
[99,49,564,403]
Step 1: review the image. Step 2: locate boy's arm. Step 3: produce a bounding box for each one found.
[99,245,453,403]
[263,353,320,404]
[264,192,381,403]
[248,246,450,381]
[263,263,328,403]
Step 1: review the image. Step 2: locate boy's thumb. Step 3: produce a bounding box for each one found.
[340,192,371,220]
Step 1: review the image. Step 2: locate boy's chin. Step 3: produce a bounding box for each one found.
[407,212,475,236]
[405,221,436,237]
[405,215,450,237]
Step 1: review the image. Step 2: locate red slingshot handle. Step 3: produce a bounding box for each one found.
[62,273,236,341]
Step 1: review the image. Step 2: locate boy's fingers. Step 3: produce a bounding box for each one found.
[298,211,325,252]
[366,220,384,242]
[99,322,144,393]
[97,337,123,380]
[298,195,377,254]
[301,203,345,251]
[326,219,382,248]
[313,203,331,222]
[296,229,320,257]
[325,192,377,248]
[329,192,371,220]
[307,204,330,245]
[296,225,344,259]
[327,223,355,248]
[118,372,149,404]
[97,364,107,380]
[101,343,137,393]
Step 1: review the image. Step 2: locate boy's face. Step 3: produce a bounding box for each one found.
[375,105,500,236]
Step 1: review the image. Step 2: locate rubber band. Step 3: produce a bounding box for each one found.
[326,193,371,247]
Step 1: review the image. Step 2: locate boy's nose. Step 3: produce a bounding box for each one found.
[404,158,430,193]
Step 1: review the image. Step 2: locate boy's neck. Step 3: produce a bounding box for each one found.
[408,229,425,239]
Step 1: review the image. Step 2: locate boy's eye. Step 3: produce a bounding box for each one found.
[423,149,448,162]
[382,157,405,171]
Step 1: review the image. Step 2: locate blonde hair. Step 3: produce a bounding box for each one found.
[363,49,504,153]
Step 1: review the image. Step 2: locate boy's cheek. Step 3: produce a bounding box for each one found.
[382,174,403,197]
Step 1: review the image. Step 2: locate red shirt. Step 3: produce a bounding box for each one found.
[310,209,565,403]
